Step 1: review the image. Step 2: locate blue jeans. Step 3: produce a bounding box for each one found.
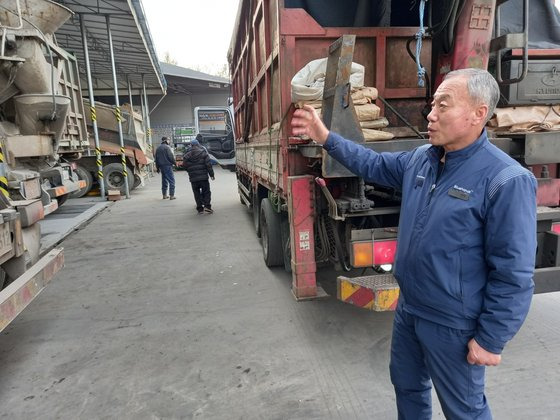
[160,166,175,197]
[390,307,491,420]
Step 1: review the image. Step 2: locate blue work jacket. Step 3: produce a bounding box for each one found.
[324,129,537,354]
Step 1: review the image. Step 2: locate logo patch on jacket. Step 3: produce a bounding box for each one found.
[415,175,425,188]
[448,185,472,201]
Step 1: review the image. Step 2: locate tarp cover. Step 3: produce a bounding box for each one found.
[500,0,560,49]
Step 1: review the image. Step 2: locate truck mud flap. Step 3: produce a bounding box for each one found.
[337,273,399,311]
[0,248,64,332]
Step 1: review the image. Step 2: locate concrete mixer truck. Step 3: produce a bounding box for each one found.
[0,0,86,329]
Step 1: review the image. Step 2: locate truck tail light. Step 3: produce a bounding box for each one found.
[351,240,397,267]
[552,223,560,234]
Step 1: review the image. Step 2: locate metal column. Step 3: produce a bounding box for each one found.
[106,15,130,198]
[142,75,154,162]
[127,76,134,109]
[139,88,151,176]
[80,15,105,199]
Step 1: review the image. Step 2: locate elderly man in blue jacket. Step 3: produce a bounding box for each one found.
[292,68,537,419]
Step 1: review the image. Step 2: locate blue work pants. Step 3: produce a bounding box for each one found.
[390,307,492,419]
[160,165,175,197]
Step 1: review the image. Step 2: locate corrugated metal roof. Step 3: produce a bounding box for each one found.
[53,0,166,95]
[159,62,230,85]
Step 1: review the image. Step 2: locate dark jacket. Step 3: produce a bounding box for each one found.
[324,129,537,354]
[155,143,175,169]
[182,144,214,182]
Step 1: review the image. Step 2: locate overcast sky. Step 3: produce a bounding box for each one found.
[141,0,240,73]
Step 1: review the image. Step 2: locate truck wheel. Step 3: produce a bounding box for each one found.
[252,194,261,238]
[70,165,93,198]
[104,163,134,195]
[260,198,283,267]
[281,215,292,273]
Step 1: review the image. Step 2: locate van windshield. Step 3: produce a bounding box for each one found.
[197,110,232,135]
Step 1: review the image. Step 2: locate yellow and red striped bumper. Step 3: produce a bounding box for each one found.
[337,274,399,311]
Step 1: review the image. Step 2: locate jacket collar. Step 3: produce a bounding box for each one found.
[426,129,488,168]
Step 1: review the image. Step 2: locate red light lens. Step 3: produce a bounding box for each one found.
[374,240,397,265]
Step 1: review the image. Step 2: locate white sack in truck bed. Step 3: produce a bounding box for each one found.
[291,58,365,102]
[488,105,560,132]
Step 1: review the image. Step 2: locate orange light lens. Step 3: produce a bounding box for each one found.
[351,240,397,267]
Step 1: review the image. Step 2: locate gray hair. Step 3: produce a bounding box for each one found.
[444,68,500,122]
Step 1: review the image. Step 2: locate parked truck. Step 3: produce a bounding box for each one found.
[194,106,236,170]
[66,100,152,197]
[0,0,88,328]
[169,106,235,170]
[228,0,560,309]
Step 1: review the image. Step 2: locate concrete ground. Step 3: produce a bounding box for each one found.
[1,168,560,419]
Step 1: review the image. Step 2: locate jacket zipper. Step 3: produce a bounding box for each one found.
[408,160,446,282]
[427,160,445,206]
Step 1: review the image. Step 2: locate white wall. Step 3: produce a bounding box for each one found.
[150,94,193,125]
[191,93,230,109]
[150,92,230,126]
[149,91,230,144]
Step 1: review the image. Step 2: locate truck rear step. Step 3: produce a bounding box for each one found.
[337,273,399,311]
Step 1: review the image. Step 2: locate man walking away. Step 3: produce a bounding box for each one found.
[182,138,215,214]
[155,136,176,200]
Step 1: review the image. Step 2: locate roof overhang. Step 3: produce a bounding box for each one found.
[54,0,167,96]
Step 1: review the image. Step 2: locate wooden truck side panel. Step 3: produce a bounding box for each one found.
[230,1,431,196]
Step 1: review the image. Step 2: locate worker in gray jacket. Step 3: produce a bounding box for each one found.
[291,68,537,419]
[155,136,176,200]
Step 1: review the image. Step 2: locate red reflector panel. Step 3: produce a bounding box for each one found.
[351,240,397,267]
[552,223,560,234]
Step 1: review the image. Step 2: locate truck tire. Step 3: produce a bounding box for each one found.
[252,193,261,238]
[260,198,283,267]
[70,165,93,198]
[281,215,292,273]
[104,163,134,195]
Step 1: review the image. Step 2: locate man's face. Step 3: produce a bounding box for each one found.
[427,76,487,152]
